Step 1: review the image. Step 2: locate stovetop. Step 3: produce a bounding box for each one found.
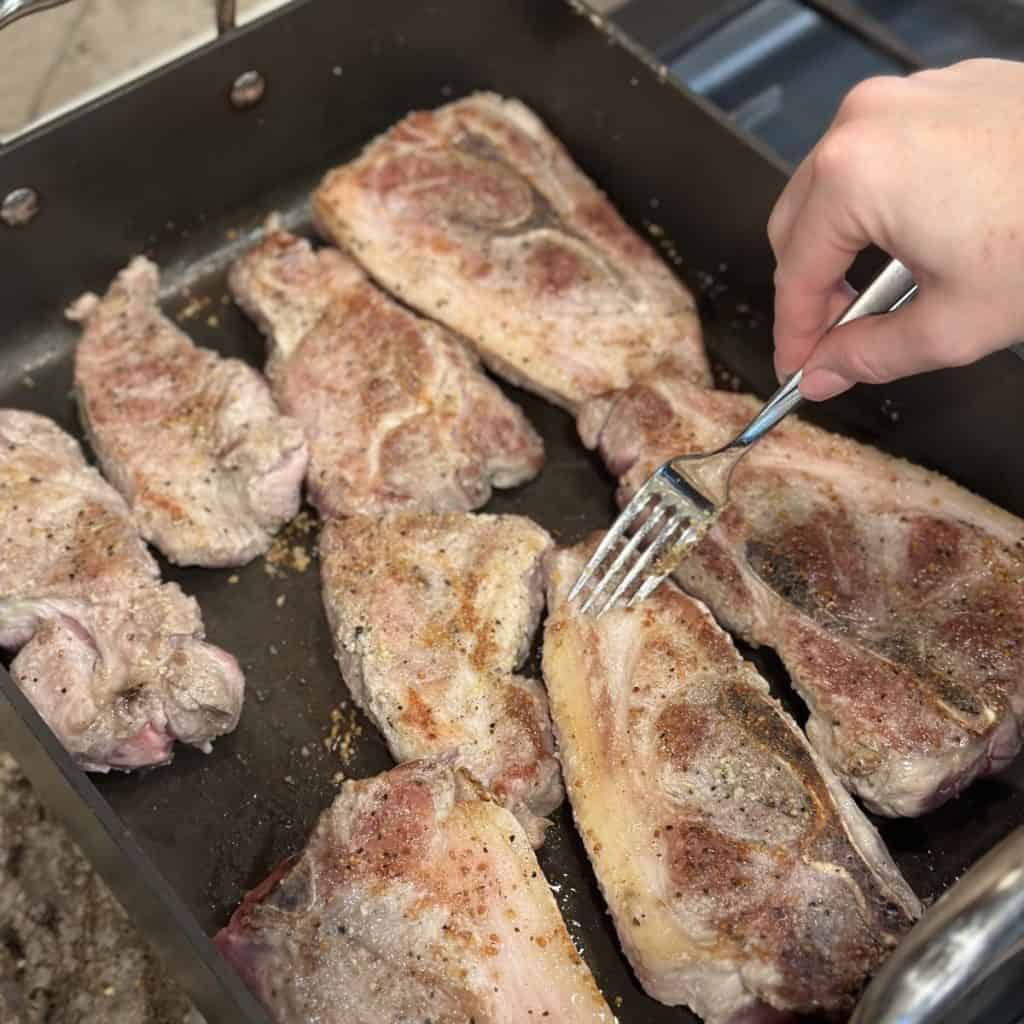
[613,0,1024,166]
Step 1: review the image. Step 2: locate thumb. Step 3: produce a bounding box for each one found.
[799,292,952,400]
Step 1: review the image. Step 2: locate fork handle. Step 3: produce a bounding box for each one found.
[735,258,918,448]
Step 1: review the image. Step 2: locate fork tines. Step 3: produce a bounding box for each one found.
[568,479,694,617]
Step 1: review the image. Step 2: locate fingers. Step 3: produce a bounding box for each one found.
[767,153,817,378]
[766,64,1024,398]
[772,209,866,376]
[799,291,951,400]
[766,154,814,257]
[769,75,910,381]
[769,128,879,380]
[774,280,856,382]
[799,367,853,401]
[767,156,817,379]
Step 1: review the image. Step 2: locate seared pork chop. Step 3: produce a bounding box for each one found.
[0,411,244,770]
[70,256,308,567]
[580,374,1024,817]
[229,229,544,517]
[313,92,710,411]
[543,541,921,1023]
[215,757,613,1024]
[319,513,561,844]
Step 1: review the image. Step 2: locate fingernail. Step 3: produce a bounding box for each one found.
[800,368,851,401]
[774,359,792,386]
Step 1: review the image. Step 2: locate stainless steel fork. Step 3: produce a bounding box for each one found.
[569,257,918,616]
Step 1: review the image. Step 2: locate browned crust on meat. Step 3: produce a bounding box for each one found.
[319,512,562,838]
[313,93,710,411]
[230,229,544,516]
[542,538,921,1020]
[580,372,1024,816]
[215,759,613,1022]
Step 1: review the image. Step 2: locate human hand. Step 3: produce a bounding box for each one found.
[768,58,1024,400]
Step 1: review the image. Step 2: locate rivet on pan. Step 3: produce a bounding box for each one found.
[230,70,266,110]
[1,187,40,227]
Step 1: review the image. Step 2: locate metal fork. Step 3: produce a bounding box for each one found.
[569,258,918,616]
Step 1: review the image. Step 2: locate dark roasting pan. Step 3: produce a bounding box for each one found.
[2,2,1023,1021]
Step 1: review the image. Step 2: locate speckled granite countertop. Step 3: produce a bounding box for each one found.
[0,752,200,1024]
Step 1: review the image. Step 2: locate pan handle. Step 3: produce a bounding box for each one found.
[0,0,72,31]
[215,0,236,34]
[851,827,1024,1024]
[0,0,237,33]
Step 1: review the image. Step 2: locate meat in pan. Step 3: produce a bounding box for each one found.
[543,540,922,1023]
[70,256,308,568]
[319,512,561,844]
[0,410,244,771]
[229,228,543,517]
[215,756,614,1024]
[580,374,1024,817]
[313,92,711,412]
